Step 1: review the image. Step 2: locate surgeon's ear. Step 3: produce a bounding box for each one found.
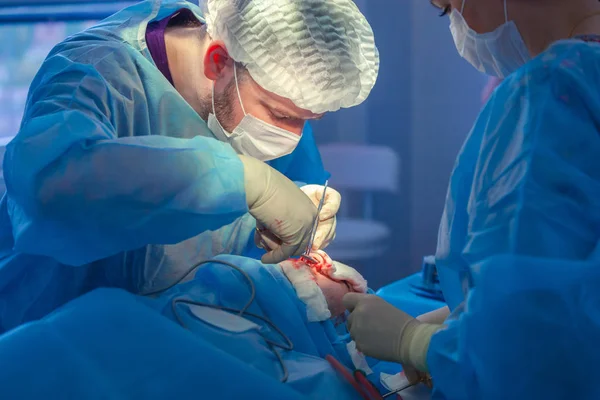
[203,42,233,80]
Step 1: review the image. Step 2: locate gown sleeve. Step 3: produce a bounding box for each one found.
[4,46,248,266]
[428,47,600,399]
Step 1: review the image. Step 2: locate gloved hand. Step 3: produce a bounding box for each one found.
[254,184,341,253]
[402,306,449,384]
[343,293,443,372]
[299,184,341,250]
[240,155,317,264]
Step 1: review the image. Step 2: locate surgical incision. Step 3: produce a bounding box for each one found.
[280,250,367,320]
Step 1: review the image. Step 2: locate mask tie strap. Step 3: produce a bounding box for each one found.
[210,81,230,134]
[233,63,248,116]
[211,81,217,115]
[460,0,465,14]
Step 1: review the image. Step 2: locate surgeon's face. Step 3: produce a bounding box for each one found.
[202,44,325,135]
[430,0,510,34]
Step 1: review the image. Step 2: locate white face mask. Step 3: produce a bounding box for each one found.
[207,64,302,162]
[449,0,530,78]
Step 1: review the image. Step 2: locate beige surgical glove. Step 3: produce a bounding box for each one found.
[299,184,341,250]
[240,155,317,264]
[343,293,443,372]
[255,184,341,253]
[402,306,450,383]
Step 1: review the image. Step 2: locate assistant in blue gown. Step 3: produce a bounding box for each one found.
[427,39,600,399]
[0,0,328,333]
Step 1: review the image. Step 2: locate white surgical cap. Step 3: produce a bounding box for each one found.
[204,0,379,114]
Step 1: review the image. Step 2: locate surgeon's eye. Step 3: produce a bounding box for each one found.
[429,0,450,16]
[273,114,291,121]
[269,110,295,122]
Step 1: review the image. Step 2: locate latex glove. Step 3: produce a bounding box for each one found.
[299,184,341,250]
[343,293,442,372]
[254,184,341,253]
[254,221,281,252]
[240,155,317,264]
[402,306,449,384]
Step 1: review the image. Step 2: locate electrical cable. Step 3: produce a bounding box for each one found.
[141,258,293,382]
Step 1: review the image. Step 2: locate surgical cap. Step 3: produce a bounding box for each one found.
[204,0,379,114]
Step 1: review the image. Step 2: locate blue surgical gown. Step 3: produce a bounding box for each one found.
[429,40,600,399]
[0,255,365,399]
[0,0,327,333]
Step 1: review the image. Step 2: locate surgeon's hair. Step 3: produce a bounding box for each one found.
[169,9,202,28]
[199,22,209,38]
[234,62,249,83]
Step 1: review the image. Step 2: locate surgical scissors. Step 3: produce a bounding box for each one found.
[326,354,428,400]
[301,180,328,264]
[381,381,420,398]
[381,371,432,398]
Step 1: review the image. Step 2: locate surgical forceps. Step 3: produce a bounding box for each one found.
[301,180,328,264]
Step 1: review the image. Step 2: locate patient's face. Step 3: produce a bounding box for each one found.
[297,251,353,318]
[280,250,367,321]
[299,252,353,318]
[313,272,352,317]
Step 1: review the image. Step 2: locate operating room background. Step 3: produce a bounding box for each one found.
[0,0,487,289]
[311,0,487,288]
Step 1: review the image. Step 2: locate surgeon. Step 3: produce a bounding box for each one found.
[0,0,379,333]
[344,0,600,398]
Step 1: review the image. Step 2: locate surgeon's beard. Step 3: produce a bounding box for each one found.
[198,79,237,132]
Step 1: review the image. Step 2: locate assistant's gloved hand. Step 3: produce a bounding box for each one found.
[402,306,450,384]
[299,184,341,250]
[240,155,317,264]
[343,293,443,372]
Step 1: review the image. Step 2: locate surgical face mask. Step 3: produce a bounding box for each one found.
[449,0,530,78]
[207,64,302,162]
